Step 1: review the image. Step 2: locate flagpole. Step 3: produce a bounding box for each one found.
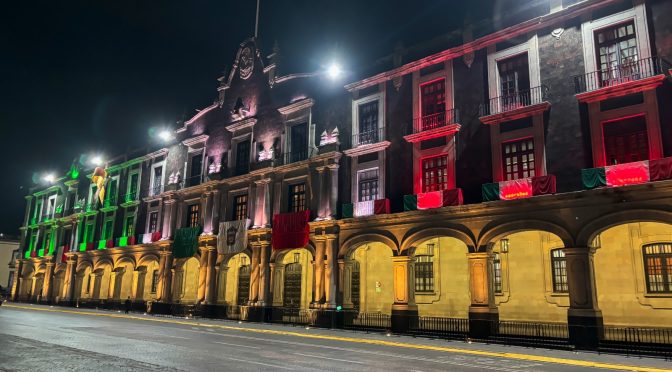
[254,0,260,38]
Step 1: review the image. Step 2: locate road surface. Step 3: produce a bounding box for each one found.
[0,303,669,371]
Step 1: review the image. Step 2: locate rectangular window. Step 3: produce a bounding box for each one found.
[106,178,118,207]
[415,254,434,293]
[34,200,43,221]
[288,183,307,212]
[358,168,379,202]
[233,194,248,221]
[290,122,308,162]
[595,21,638,84]
[103,219,114,240]
[493,252,503,294]
[498,53,530,98]
[187,204,200,228]
[188,153,203,187]
[124,215,135,237]
[420,79,446,131]
[358,100,379,144]
[236,140,251,175]
[502,138,535,181]
[127,172,139,201]
[603,116,648,165]
[152,166,163,196]
[422,155,449,192]
[151,270,160,293]
[42,231,52,254]
[643,243,672,293]
[148,211,159,233]
[85,223,95,243]
[551,249,568,293]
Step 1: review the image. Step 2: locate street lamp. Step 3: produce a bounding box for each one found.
[43,174,55,184]
[90,156,104,167]
[327,63,342,80]
[158,130,173,142]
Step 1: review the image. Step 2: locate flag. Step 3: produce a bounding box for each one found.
[272,210,310,250]
[217,219,251,254]
[92,167,108,205]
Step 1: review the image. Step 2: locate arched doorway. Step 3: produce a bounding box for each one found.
[92,263,112,300]
[112,260,135,301]
[52,269,66,303]
[137,258,160,302]
[347,242,393,314]
[283,261,302,308]
[272,248,313,310]
[222,253,251,306]
[173,257,200,304]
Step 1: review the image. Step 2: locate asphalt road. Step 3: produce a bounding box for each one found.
[0,304,670,372]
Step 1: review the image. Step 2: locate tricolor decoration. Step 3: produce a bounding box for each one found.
[141,231,163,244]
[172,226,202,258]
[116,235,137,247]
[217,219,251,254]
[342,199,390,218]
[272,210,310,250]
[404,189,463,211]
[482,175,556,202]
[581,158,672,189]
[78,242,95,252]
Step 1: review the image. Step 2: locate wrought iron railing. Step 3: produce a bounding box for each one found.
[409,316,469,339]
[351,127,386,148]
[479,85,549,117]
[181,174,203,189]
[102,195,117,208]
[123,191,138,203]
[342,311,391,331]
[573,57,671,94]
[275,148,315,166]
[411,109,460,134]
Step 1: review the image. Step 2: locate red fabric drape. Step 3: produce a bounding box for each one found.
[128,236,137,246]
[30,248,37,258]
[499,179,533,200]
[374,199,390,215]
[649,157,672,181]
[106,239,114,248]
[605,161,649,187]
[272,210,310,250]
[532,175,556,196]
[86,242,95,251]
[417,191,443,209]
[61,245,69,263]
[442,188,463,207]
[151,231,162,242]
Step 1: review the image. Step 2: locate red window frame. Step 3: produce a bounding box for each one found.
[420,78,446,131]
[502,137,535,181]
[602,115,649,165]
[421,155,449,193]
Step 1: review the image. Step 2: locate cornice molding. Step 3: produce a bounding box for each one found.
[403,124,461,143]
[479,102,551,125]
[343,141,391,157]
[225,117,257,133]
[277,98,315,115]
[182,134,210,147]
[575,75,666,103]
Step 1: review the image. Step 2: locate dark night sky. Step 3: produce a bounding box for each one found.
[0,0,502,236]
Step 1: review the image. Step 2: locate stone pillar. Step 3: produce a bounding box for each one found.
[324,235,338,308]
[197,247,209,303]
[327,164,339,220]
[252,179,271,228]
[162,199,177,240]
[203,191,214,234]
[42,262,55,303]
[565,247,603,349]
[249,244,261,304]
[467,252,499,338]
[108,270,120,300]
[268,262,276,306]
[204,247,218,304]
[211,189,221,234]
[10,259,24,301]
[315,167,326,220]
[257,242,271,306]
[338,259,349,308]
[312,238,326,305]
[63,253,78,303]
[131,270,142,300]
[391,256,417,333]
[157,252,173,303]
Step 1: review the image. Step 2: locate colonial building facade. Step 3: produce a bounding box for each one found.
[11,0,672,348]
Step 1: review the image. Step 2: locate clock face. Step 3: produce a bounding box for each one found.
[239,46,254,80]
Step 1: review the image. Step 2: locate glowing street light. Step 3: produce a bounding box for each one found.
[327,63,342,80]
[43,174,55,183]
[158,130,173,142]
[90,156,104,167]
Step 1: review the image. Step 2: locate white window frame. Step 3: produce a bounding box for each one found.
[146,208,160,234]
[355,167,381,202]
[351,92,385,140]
[580,3,652,75]
[126,168,141,202]
[46,194,57,218]
[351,155,386,204]
[150,161,165,196]
[184,147,206,186]
[486,35,541,100]
[88,183,97,206]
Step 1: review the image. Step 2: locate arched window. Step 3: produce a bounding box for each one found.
[550,249,568,293]
[643,243,672,293]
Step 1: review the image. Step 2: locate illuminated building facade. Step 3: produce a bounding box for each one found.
[11,0,672,347]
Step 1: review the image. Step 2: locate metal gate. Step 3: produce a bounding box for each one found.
[283,263,302,308]
[351,261,360,310]
[237,265,250,305]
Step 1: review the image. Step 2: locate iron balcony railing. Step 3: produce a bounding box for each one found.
[351,127,386,148]
[275,148,315,166]
[573,56,671,94]
[102,195,117,208]
[181,174,203,188]
[149,184,164,197]
[123,191,138,203]
[412,109,460,134]
[480,85,549,117]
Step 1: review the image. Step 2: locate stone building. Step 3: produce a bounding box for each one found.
[11,0,672,347]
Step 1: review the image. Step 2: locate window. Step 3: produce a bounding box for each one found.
[232,194,248,221]
[85,223,95,243]
[42,231,52,255]
[46,196,56,219]
[603,116,648,165]
[595,21,638,84]
[102,218,114,240]
[187,204,200,228]
[151,165,163,196]
[358,168,379,202]
[493,252,503,294]
[124,215,135,237]
[643,243,672,293]
[358,101,379,143]
[106,178,118,207]
[148,211,159,233]
[235,140,251,175]
[150,270,160,294]
[551,249,568,293]
[288,183,306,212]
[415,244,435,293]
[422,155,448,192]
[498,53,530,98]
[502,138,535,180]
[289,122,308,162]
[127,172,139,201]
[420,79,446,130]
[188,152,203,187]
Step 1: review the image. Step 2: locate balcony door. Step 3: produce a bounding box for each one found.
[290,122,308,162]
[188,153,203,187]
[235,140,250,175]
[498,53,530,108]
[420,79,445,130]
[595,21,638,85]
[358,101,379,144]
[603,116,649,165]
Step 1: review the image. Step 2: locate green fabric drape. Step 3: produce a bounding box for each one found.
[581,168,606,189]
[482,183,500,202]
[403,194,417,211]
[173,226,202,258]
[342,203,354,219]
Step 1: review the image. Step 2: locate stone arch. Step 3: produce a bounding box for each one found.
[338,231,399,259]
[114,255,137,271]
[477,219,574,250]
[400,226,476,254]
[220,251,253,306]
[138,254,160,267]
[93,258,114,272]
[76,260,93,273]
[270,241,316,263]
[173,256,200,304]
[576,209,672,247]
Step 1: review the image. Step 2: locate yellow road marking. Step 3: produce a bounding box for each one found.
[3,304,668,372]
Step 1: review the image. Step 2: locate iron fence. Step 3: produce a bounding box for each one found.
[342,311,391,332]
[409,316,469,339]
[350,127,386,148]
[411,109,460,134]
[573,57,671,94]
[479,85,549,117]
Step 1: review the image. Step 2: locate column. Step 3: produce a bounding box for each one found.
[42,262,55,303]
[268,263,276,306]
[253,179,271,228]
[312,238,326,305]
[63,253,78,302]
[162,199,177,240]
[467,252,498,338]
[158,252,173,303]
[197,247,209,303]
[564,247,603,349]
[108,270,120,300]
[202,191,214,234]
[248,244,261,304]
[315,167,326,220]
[10,259,24,301]
[211,189,221,234]
[326,164,339,220]
[338,259,349,308]
[131,270,142,300]
[391,256,418,333]
[324,235,338,308]
[257,242,271,306]
[204,246,217,304]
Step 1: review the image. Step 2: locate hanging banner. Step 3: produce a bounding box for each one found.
[172,226,202,258]
[353,200,374,217]
[403,194,418,211]
[532,175,556,196]
[605,161,649,187]
[217,219,251,254]
[482,182,500,202]
[499,178,533,200]
[272,210,310,250]
[374,198,390,215]
[442,188,463,207]
[417,191,443,209]
[648,157,672,182]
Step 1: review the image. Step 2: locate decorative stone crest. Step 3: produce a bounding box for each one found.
[239,46,254,80]
[319,127,340,146]
[551,28,565,40]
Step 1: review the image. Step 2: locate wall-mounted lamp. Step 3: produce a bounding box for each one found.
[294,252,300,263]
[500,238,510,253]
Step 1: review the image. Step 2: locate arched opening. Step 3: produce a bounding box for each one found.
[32,272,44,302]
[592,221,672,327]
[52,268,66,303]
[272,248,313,310]
[74,265,92,300]
[345,242,393,314]
[113,261,135,301]
[491,231,568,324]
[19,265,34,301]
[173,257,200,304]
[91,263,112,300]
[221,253,251,306]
